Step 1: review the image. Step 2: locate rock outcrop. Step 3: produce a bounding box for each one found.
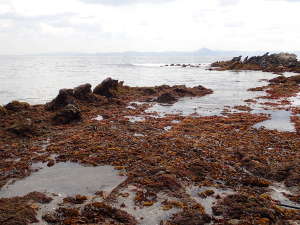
[45,83,95,111]
[73,83,92,100]
[93,77,122,98]
[45,89,75,111]
[211,52,300,73]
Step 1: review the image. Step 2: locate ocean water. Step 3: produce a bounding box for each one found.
[0,55,272,106]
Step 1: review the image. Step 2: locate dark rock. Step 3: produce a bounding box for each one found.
[156,92,177,104]
[143,88,157,95]
[45,89,75,111]
[73,83,92,100]
[5,101,30,112]
[93,77,120,98]
[173,87,194,96]
[7,118,35,136]
[52,104,81,124]
[231,56,242,62]
[195,85,208,91]
[0,105,7,116]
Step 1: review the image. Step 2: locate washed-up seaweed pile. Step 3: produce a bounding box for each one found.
[0,77,300,225]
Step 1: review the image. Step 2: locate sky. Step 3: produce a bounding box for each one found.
[0,0,299,54]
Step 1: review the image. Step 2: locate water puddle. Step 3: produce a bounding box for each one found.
[93,115,104,121]
[0,162,127,198]
[269,183,300,209]
[164,126,172,131]
[186,186,235,215]
[252,110,295,132]
[114,186,181,225]
[125,116,146,123]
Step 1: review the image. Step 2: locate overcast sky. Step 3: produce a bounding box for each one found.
[0,0,299,54]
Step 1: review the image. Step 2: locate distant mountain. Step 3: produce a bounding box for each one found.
[28,48,300,58]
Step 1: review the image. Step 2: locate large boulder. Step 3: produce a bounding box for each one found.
[73,83,92,100]
[45,89,75,111]
[46,83,94,111]
[52,104,81,124]
[93,77,120,98]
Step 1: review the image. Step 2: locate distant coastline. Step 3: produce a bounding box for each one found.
[2,48,300,58]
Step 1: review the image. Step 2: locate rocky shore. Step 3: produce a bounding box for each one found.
[0,76,300,224]
[211,52,300,74]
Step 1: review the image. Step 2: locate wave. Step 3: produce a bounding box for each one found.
[131,63,165,67]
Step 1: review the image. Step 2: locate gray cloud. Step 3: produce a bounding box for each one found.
[79,0,175,5]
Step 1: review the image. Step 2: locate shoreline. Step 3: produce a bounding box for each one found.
[1,73,300,224]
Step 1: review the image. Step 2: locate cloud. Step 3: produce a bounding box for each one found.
[79,0,175,5]
[0,0,300,54]
[218,0,240,6]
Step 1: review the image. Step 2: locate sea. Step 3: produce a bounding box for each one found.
[1,55,300,131]
[0,55,274,105]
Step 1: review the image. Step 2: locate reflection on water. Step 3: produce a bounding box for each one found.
[0,56,275,105]
[252,110,295,132]
[0,162,126,198]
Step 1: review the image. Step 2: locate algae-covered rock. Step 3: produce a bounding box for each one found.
[93,77,120,98]
[45,89,75,111]
[73,83,92,100]
[5,101,30,112]
[52,104,81,124]
[156,92,177,104]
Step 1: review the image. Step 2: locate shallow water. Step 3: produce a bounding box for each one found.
[186,186,235,215]
[269,183,300,209]
[115,186,180,225]
[252,110,295,132]
[0,56,275,106]
[0,162,126,198]
[147,70,275,116]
